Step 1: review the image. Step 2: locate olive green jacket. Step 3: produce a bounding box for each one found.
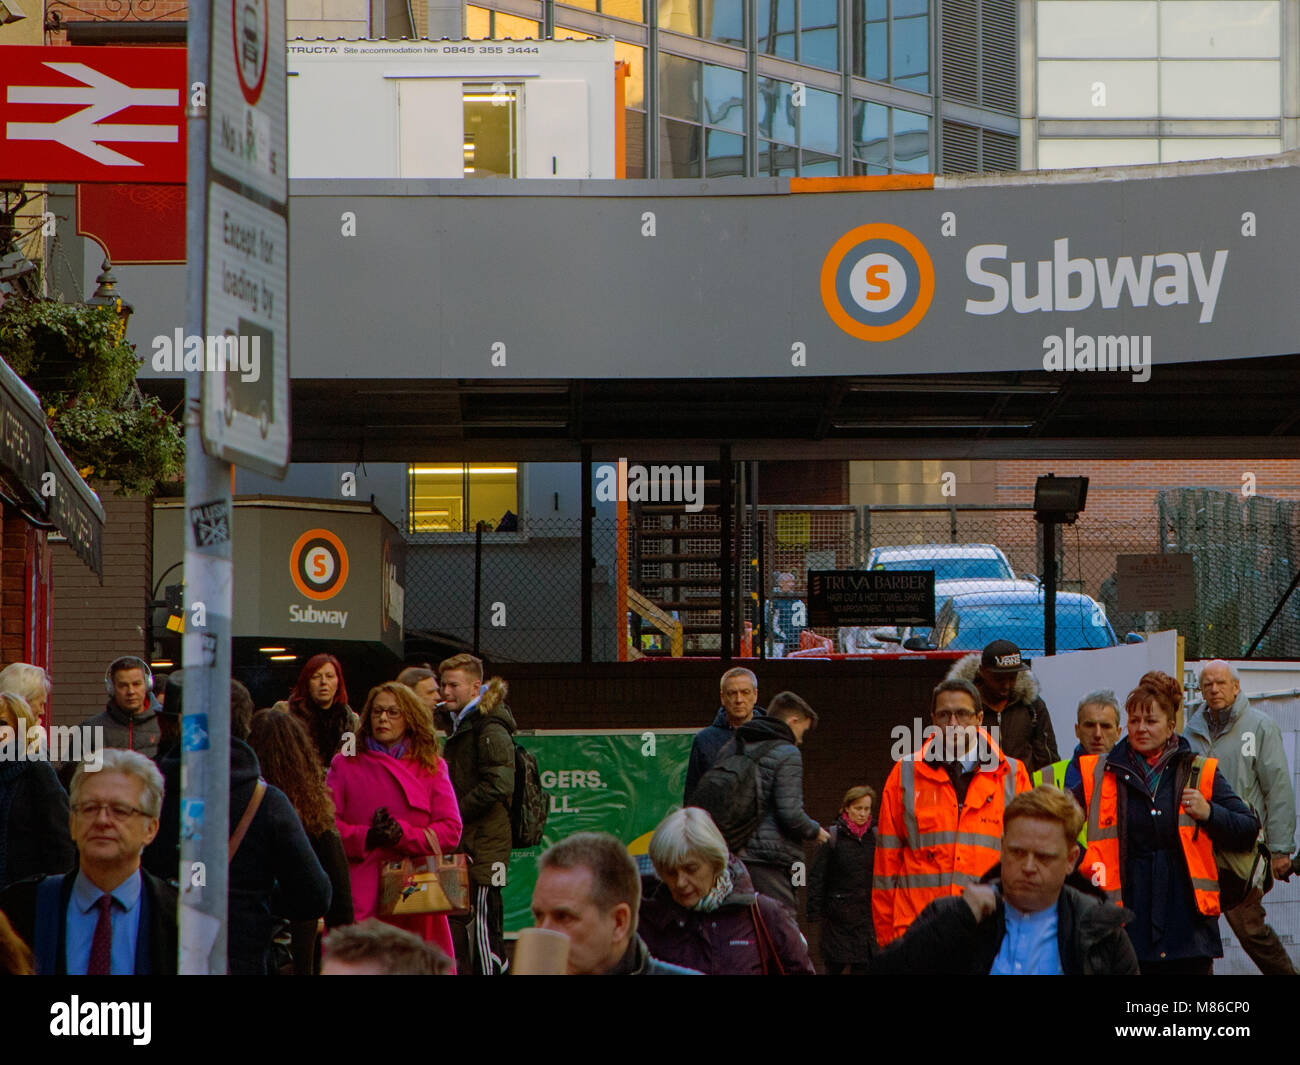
[443,682,517,886]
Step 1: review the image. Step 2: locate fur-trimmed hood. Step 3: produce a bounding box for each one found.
[946,653,1041,705]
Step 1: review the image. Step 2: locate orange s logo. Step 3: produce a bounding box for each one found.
[864,263,891,300]
[290,528,349,602]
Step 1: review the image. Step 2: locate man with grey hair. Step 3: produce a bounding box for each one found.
[1035,690,1122,800]
[683,667,766,804]
[1186,659,1297,975]
[0,749,178,974]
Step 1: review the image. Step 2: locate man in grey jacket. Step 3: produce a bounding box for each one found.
[1186,660,1297,975]
[717,691,828,915]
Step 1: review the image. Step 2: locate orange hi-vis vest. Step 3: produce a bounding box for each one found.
[1079,752,1222,917]
[872,728,1032,947]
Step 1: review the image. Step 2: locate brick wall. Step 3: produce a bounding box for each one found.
[993,459,1300,597]
[50,489,152,727]
[0,513,27,666]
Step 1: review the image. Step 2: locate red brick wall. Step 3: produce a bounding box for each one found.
[0,510,29,666]
[759,461,847,504]
[49,489,153,727]
[993,459,1300,596]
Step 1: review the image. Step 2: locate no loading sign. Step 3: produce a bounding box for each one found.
[290,528,349,601]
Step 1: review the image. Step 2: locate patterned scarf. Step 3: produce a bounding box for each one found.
[694,866,735,913]
[1133,733,1180,793]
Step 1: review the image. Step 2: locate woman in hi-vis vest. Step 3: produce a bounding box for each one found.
[1071,672,1258,975]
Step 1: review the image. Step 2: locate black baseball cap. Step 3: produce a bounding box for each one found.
[981,640,1026,673]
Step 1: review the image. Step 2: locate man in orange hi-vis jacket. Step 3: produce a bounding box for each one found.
[873,678,1033,948]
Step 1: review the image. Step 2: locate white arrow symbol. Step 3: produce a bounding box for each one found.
[6,62,179,166]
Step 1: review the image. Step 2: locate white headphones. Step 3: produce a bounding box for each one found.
[105,655,153,697]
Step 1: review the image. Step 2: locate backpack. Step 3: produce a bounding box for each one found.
[510,742,549,848]
[692,734,763,852]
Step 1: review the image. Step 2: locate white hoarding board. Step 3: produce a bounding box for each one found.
[1033,631,1179,762]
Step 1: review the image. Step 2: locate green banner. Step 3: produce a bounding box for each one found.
[503,730,694,934]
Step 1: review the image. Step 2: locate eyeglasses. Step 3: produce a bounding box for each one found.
[933,708,979,723]
[372,706,404,719]
[72,801,151,821]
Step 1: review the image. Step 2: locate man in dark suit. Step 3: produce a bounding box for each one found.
[0,748,177,975]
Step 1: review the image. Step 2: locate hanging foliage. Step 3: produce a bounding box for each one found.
[0,297,184,495]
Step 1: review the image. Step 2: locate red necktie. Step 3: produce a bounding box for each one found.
[87,894,115,975]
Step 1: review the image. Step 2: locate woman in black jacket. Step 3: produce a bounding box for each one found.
[248,708,354,974]
[1070,672,1258,975]
[0,693,74,891]
[808,784,877,974]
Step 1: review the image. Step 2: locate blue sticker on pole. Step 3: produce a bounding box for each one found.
[180,798,204,843]
[183,714,210,752]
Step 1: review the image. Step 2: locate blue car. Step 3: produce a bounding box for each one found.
[924,586,1118,656]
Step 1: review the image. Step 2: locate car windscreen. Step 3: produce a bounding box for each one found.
[946,602,1115,651]
[875,556,1013,581]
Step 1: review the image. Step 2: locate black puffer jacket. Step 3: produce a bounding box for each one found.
[442,679,516,887]
[871,870,1140,975]
[0,760,75,890]
[58,695,164,787]
[807,816,876,964]
[946,654,1059,772]
[718,716,821,869]
[145,738,332,974]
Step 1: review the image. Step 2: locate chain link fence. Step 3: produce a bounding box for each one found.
[399,496,1300,661]
[1154,488,1300,660]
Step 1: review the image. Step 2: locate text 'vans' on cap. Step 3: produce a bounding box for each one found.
[981,639,1026,673]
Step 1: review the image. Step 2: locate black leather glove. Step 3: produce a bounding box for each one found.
[365,806,403,850]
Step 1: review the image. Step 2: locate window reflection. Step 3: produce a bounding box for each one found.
[893,107,930,171]
[702,0,745,45]
[704,64,745,131]
[660,117,702,176]
[757,0,797,58]
[801,0,839,69]
[705,129,745,176]
[801,87,839,154]
[659,53,702,123]
[853,99,889,165]
[758,77,796,142]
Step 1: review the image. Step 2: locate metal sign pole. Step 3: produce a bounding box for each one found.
[181,0,233,975]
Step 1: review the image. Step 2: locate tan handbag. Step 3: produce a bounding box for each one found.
[377,828,471,917]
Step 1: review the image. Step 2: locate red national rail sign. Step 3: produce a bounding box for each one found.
[0,45,186,182]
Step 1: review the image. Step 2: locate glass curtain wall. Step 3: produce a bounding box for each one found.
[481,0,943,176]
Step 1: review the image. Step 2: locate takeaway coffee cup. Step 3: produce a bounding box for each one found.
[511,927,569,975]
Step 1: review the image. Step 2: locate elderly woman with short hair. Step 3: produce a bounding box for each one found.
[0,692,73,891]
[0,663,50,726]
[637,807,814,975]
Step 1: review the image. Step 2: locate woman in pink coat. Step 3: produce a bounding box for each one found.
[326,681,463,968]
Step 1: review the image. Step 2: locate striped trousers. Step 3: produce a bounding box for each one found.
[450,884,506,975]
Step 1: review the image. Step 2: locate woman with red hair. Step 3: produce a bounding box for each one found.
[273,653,359,769]
[1071,670,1257,975]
